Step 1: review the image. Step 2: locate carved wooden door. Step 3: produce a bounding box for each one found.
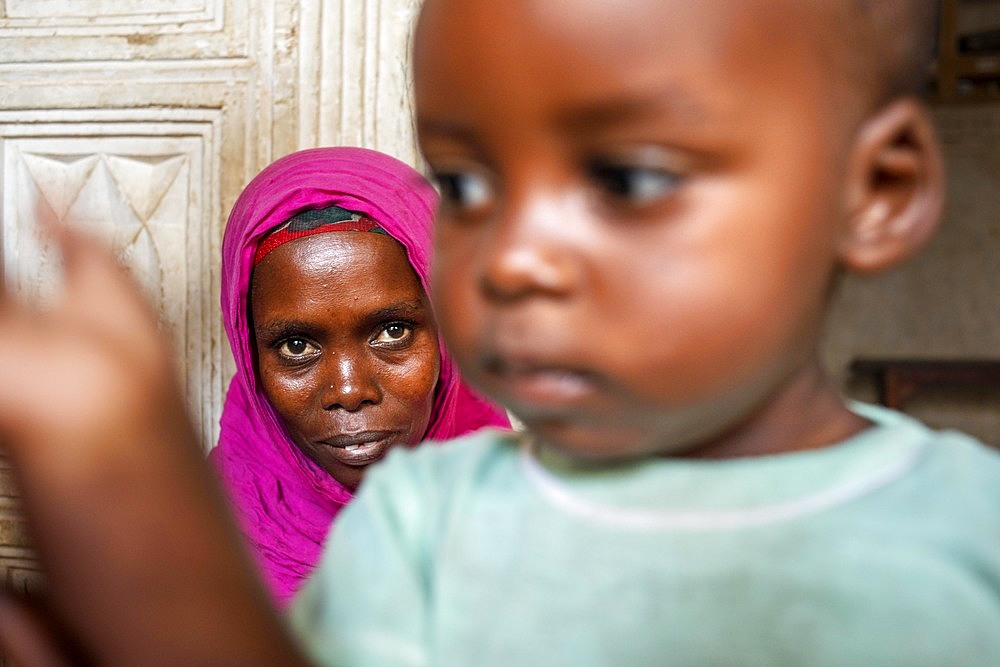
[0,0,422,595]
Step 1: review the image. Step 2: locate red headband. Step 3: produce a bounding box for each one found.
[253,216,381,266]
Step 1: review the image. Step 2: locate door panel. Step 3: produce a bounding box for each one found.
[0,0,423,595]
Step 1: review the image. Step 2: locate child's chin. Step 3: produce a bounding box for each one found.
[525,418,667,463]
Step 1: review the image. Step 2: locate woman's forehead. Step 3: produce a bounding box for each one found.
[252,232,423,304]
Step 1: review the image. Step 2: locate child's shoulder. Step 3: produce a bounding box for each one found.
[400,425,520,469]
[913,421,1000,493]
[853,402,1000,508]
[863,403,1000,463]
[359,426,521,504]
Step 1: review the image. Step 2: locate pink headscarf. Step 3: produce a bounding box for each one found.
[210,147,509,606]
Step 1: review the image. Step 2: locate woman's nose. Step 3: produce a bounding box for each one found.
[479,190,585,302]
[320,353,382,412]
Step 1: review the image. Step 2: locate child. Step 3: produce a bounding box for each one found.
[1,0,998,665]
[289,0,1000,665]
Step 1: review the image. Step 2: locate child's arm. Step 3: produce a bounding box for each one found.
[0,225,310,666]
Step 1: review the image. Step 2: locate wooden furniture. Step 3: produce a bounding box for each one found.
[935,0,1000,102]
[850,358,1000,409]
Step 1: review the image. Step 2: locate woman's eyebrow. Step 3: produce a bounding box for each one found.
[365,300,428,323]
[253,301,430,343]
[253,318,312,340]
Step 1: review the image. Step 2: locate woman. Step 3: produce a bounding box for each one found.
[210,147,509,606]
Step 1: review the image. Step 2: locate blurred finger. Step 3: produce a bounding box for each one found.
[40,225,164,354]
[0,591,77,667]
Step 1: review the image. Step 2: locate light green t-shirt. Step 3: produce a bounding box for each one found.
[290,404,1000,666]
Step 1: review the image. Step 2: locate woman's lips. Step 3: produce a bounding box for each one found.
[318,431,402,466]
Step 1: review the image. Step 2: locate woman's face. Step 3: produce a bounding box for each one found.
[251,232,441,491]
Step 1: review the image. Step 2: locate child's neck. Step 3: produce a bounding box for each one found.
[676,362,870,461]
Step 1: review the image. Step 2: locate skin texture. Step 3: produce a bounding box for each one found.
[251,232,440,491]
[415,0,943,462]
[842,0,940,104]
[0,225,309,665]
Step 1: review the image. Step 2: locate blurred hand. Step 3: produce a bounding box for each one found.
[0,224,308,666]
[0,590,80,666]
[0,224,181,467]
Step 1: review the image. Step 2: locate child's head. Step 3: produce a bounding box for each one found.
[413,0,944,461]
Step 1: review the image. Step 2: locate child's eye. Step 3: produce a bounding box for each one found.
[371,322,414,348]
[432,169,494,215]
[587,160,681,206]
[277,337,320,361]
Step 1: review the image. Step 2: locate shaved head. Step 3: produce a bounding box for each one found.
[848,0,939,103]
[417,0,938,115]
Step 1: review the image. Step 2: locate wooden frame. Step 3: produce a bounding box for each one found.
[934,0,1000,102]
[850,359,1000,410]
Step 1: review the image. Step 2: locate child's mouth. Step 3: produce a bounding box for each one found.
[485,358,597,407]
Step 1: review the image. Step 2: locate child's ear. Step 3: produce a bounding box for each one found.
[838,98,945,273]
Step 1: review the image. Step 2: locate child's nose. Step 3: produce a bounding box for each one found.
[320,353,382,412]
[480,191,584,301]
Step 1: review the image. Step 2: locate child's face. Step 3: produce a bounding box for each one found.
[252,233,440,490]
[416,0,861,460]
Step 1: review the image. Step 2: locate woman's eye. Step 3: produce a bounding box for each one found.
[372,323,414,346]
[432,170,493,213]
[277,337,319,360]
[587,161,680,206]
